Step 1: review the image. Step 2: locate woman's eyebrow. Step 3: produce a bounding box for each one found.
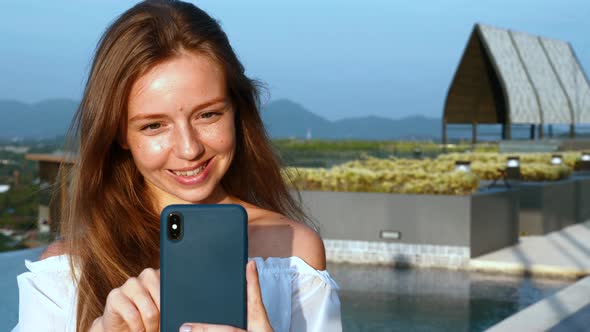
[129,113,165,123]
[188,97,228,113]
[129,97,228,122]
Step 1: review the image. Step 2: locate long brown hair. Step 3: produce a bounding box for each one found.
[58,1,310,330]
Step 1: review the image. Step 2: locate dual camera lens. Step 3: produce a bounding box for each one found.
[168,213,183,241]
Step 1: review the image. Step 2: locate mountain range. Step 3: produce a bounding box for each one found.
[261,99,441,140]
[0,98,445,140]
[0,99,78,139]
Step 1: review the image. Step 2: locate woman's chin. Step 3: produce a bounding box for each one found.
[165,185,227,205]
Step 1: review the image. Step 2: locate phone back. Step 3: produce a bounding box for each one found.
[160,204,248,330]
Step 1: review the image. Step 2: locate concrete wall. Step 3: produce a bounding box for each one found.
[515,179,576,235]
[573,174,590,224]
[298,191,471,246]
[560,139,590,151]
[499,139,590,152]
[470,189,519,257]
[295,189,519,260]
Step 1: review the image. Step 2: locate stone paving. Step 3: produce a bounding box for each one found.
[471,221,590,278]
[324,239,470,268]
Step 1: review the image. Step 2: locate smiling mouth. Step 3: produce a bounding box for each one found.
[170,158,211,177]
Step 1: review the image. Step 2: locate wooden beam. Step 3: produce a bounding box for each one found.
[442,118,447,151]
[505,124,511,140]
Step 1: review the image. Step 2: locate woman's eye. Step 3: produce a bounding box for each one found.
[201,112,219,119]
[142,123,161,131]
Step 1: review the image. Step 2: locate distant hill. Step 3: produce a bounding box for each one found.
[261,99,441,140]
[0,97,446,140]
[260,99,333,139]
[0,99,77,139]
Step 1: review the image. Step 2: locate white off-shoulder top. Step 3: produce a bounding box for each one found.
[12,255,342,332]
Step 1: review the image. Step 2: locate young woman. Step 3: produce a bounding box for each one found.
[12,1,341,331]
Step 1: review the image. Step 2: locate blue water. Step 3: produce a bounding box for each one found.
[328,263,572,332]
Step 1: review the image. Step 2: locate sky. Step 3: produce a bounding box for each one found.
[0,0,589,121]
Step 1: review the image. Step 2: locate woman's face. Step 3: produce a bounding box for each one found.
[125,52,235,209]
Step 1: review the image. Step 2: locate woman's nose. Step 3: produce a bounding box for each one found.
[173,124,204,160]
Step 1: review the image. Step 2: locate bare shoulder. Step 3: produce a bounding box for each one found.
[248,209,326,271]
[287,218,326,271]
[39,240,66,260]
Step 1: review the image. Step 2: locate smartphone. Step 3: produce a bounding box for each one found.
[160,204,248,330]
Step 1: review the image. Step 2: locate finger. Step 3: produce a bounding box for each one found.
[246,261,271,331]
[121,277,160,332]
[105,288,146,332]
[179,323,242,332]
[138,268,161,312]
[246,261,264,308]
[138,269,161,332]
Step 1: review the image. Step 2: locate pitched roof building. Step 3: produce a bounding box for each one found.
[443,23,590,143]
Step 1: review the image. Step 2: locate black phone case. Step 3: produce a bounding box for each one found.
[160,204,248,330]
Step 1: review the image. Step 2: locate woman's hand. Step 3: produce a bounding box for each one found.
[88,261,271,332]
[90,268,161,332]
[179,261,273,332]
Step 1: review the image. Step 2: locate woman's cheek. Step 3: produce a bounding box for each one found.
[139,137,171,167]
[202,121,235,150]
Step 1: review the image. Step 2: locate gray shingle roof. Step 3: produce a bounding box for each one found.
[445,23,590,125]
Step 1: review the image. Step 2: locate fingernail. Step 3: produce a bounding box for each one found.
[180,324,193,332]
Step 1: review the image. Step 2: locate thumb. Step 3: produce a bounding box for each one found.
[246,261,272,331]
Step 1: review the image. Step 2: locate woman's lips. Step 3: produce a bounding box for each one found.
[167,157,214,186]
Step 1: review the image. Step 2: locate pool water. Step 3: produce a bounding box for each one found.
[328,263,572,332]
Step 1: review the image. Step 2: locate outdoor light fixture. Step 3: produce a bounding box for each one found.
[505,156,521,180]
[380,230,401,240]
[454,160,471,172]
[551,154,563,165]
[577,152,590,171]
[506,156,520,168]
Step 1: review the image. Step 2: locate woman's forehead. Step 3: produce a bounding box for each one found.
[128,53,227,115]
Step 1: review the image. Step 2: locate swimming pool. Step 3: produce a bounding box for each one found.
[328,263,572,331]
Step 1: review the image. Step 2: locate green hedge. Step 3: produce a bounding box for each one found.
[284,151,581,195]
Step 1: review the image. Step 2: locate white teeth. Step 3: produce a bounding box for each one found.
[173,161,208,177]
